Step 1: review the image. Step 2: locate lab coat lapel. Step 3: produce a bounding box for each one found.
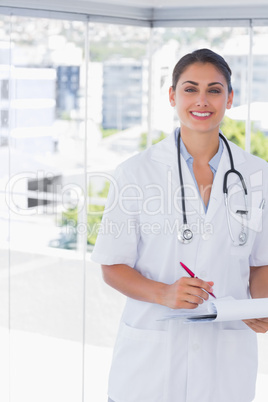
[205,139,246,224]
[178,156,206,219]
[150,133,207,219]
[204,148,228,224]
[150,133,247,222]
[150,133,177,167]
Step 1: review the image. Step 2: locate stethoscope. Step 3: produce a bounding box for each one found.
[177,132,248,245]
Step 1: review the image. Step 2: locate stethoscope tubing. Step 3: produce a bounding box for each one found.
[177,131,248,245]
[177,133,187,226]
[220,133,248,196]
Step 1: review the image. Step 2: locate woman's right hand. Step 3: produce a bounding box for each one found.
[160,277,214,309]
[102,264,214,310]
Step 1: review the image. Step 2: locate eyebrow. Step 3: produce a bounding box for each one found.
[182,80,224,87]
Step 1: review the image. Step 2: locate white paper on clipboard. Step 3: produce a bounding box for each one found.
[160,297,268,323]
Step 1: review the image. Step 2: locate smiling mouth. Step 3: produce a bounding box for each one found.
[191,112,212,117]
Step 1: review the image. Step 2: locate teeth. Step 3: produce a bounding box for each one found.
[192,112,211,117]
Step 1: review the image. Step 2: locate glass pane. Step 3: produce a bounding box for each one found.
[1,14,267,402]
[3,15,87,402]
[151,26,268,401]
[85,22,150,401]
[0,13,11,402]
[251,26,268,400]
[249,27,268,161]
[151,27,251,150]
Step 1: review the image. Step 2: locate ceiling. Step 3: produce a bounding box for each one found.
[3,0,268,7]
[83,0,268,6]
[1,0,268,26]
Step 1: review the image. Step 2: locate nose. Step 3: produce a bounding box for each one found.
[196,92,208,107]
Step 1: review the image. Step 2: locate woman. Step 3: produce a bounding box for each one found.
[91,49,268,402]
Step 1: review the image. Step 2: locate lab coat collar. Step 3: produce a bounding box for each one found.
[150,131,247,222]
[226,137,247,167]
[150,132,177,167]
[150,131,246,168]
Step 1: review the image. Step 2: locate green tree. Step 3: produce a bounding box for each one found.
[139,131,167,151]
[60,180,110,246]
[221,116,268,161]
[140,118,268,161]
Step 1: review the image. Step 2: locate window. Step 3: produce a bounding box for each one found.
[0,9,268,402]
[1,109,8,127]
[1,79,9,99]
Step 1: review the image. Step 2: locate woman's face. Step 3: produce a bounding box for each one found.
[169,62,233,135]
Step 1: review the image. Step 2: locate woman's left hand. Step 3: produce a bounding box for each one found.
[243,318,268,333]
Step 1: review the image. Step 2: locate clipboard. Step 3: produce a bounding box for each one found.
[160,297,268,323]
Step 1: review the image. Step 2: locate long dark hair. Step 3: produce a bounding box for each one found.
[172,48,232,93]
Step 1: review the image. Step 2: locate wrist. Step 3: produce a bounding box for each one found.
[154,282,170,306]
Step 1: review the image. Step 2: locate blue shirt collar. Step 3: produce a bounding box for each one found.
[175,127,223,172]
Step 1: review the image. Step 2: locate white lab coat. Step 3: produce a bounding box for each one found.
[91,132,268,402]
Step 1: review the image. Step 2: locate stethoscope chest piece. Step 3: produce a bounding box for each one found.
[239,231,247,245]
[178,224,193,244]
[177,130,248,246]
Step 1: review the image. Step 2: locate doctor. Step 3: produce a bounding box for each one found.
[91,49,268,402]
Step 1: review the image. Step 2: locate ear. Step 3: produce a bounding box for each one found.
[226,90,234,110]
[169,86,176,106]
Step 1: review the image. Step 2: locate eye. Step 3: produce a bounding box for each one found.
[184,87,197,93]
[209,88,221,94]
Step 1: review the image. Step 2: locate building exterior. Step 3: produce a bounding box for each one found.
[56,66,80,115]
[0,65,60,209]
[0,65,56,148]
[102,59,143,130]
[223,34,268,107]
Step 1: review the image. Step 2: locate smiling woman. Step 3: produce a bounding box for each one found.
[168,52,234,207]
[91,49,268,402]
[169,50,233,144]
[170,63,232,131]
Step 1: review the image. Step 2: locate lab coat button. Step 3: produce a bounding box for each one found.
[193,343,200,351]
[202,233,211,240]
[200,270,207,278]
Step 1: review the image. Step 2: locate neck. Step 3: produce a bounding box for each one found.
[180,127,220,163]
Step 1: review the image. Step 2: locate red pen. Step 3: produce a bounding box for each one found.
[180,262,216,299]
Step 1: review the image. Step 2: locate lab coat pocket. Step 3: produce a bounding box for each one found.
[108,322,168,402]
[216,328,257,402]
[248,206,263,233]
